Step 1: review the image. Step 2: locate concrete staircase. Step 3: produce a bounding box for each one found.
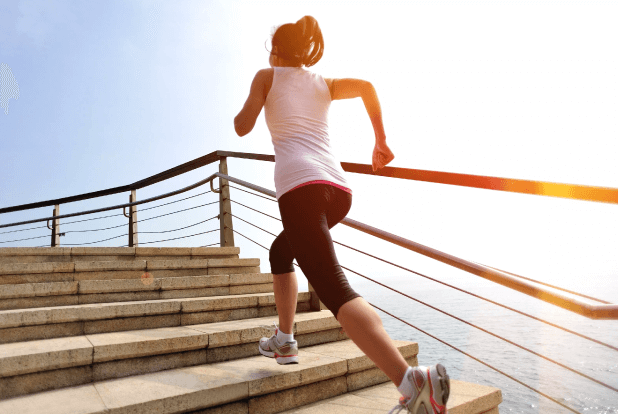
[0,247,502,413]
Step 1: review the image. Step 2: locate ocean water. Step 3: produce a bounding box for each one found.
[347,272,618,413]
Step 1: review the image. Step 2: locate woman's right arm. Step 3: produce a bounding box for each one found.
[325,78,395,172]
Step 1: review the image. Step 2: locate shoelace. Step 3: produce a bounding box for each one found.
[387,396,412,414]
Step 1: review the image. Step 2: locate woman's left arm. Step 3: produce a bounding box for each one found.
[234,69,271,137]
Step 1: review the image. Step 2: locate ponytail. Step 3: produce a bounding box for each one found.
[294,16,324,67]
[270,15,324,67]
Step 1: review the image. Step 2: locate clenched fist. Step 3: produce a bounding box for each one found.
[372,141,395,172]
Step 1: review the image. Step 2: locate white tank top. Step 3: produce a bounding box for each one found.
[264,66,350,200]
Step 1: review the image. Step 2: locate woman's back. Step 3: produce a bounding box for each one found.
[264,66,349,200]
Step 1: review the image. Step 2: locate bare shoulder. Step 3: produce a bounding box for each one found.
[252,68,274,101]
[323,77,335,100]
[257,68,274,77]
[324,78,371,100]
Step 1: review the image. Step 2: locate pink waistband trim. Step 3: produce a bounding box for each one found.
[289,180,352,194]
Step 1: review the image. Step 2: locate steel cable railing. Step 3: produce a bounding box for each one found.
[0,171,222,229]
[226,195,617,412]
[333,240,618,352]
[2,200,218,247]
[8,188,221,248]
[62,216,220,247]
[338,264,617,393]
[227,211,618,391]
[228,204,618,351]
[229,186,613,307]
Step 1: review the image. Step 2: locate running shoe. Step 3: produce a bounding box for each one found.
[388,364,450,414]
[258,322,299,365]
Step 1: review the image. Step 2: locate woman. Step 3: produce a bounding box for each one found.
[234,16,450,414]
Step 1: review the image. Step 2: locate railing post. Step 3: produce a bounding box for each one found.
[51,204,60,247]
[129,190,138,247]
[308,282,327,311]
[219,157,235,247]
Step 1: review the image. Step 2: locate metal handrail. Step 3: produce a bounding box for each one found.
[215,172,618,320]
[219,151,618,204]
[0,173,218,229]
[3,150,617,215]
[1,151,616,319]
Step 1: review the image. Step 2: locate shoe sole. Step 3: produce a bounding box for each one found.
[407,364,450,414]
[274,354,299,364]
[429,363,450,412]
[259,342,299,365]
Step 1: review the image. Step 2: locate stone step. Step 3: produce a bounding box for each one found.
[0,247,240,264]
[0,257,260,285]
[0,338,419,414]
[0,272,274,311]
[0,310,348,400]
[0,292,312,345]
[278,378,502,414]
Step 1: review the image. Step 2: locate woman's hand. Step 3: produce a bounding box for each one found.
[372,141,395,172]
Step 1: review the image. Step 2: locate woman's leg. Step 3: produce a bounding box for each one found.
[279,184,410,387]
[269,231,298,335]
[272,271,298,335]
[336,296,410,387]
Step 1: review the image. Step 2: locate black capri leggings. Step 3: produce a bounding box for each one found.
[269,183,362,319]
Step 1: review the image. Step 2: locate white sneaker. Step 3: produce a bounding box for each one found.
[258,322,299,365]
[388,364,450,413]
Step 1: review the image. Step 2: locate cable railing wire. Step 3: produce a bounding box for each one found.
[230,213,279,238]
[229,184,278,202]
[230,228,271,251]
[139,216,218,234]
[62,233,126,246]
[61,213,125,227]
[138,228,219,245]
[230,221,582,414]
[138,190,213,212]
[229,202,618,352]
[230,199,281,221]
[138,201,219,223]
[63,222,127,234]
[0,225,47,235]
[0,234,50,244]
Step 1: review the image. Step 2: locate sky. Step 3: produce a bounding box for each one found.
[1,0,617,300]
